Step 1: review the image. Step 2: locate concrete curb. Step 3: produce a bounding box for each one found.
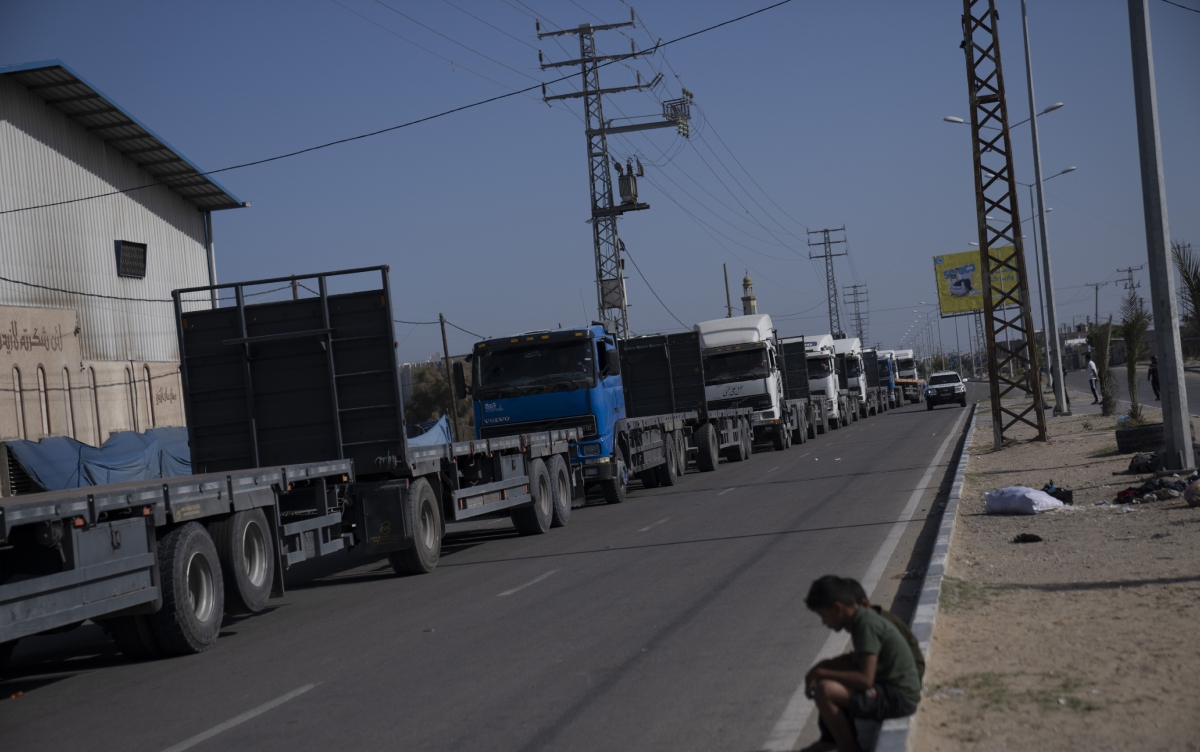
[873,403,978,752]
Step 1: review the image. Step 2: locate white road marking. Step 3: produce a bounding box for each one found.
[717,487,737,496]
[761,407,970,752]
[638,517,670,532]
[497,569,559,597]
[160,683,317,752]
[767,465,781,474]
[799,452,811,458]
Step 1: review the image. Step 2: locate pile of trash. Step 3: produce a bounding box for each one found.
[1114,475,1190,505]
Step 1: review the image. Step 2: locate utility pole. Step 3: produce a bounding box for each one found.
[723,263,733,318]
[807,227,848,336]
[538,15,691,339]
[1020,0,1068,416]
[1128,0,1191,470]
[961,0,1047,448]
[439,313,461,442]
[843,283,869,340]
[1118,264,1144,291]
[1085,281,1110,326]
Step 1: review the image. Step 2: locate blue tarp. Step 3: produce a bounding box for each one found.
[405,416,454,447]
[6,427,192,491]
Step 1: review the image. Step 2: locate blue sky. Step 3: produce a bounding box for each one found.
[3,0,1197,362]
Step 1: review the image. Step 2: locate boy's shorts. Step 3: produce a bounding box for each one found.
[848,684,917,721]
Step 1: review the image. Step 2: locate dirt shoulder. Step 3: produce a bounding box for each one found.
[911,405,1200,752]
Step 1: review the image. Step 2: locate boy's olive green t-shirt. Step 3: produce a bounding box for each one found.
[850,606,922,705]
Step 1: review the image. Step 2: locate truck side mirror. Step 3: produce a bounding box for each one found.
[452,361,469,399]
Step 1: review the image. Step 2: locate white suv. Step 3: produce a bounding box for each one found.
[925,371,967,410]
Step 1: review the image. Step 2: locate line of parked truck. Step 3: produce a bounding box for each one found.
[0,266,930,667]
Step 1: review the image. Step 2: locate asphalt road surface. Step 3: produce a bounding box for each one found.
[0,390,979,752]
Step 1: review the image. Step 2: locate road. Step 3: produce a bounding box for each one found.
[0,391,978,752]
[1063,364,1200,415]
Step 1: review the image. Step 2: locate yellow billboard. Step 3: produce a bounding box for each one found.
[932,247,1020,316]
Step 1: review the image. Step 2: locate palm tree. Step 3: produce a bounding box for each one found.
[1118,291,1151,422]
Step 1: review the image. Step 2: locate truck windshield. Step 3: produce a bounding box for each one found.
[703,348,768,385]
[898,358,916,371]
[878,361,891,378]
[807,356,834,380]
[474,340,594,398]
[844,357,862,378]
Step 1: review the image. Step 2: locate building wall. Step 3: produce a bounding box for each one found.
[0,304,184,444]
[0,75,212,365]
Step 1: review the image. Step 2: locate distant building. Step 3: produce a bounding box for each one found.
[0,60,244,445]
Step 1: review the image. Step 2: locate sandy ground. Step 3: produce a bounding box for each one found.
[911,403,1200,752]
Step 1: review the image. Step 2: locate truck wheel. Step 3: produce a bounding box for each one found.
[600,458,627,504]
[638,469,661,489]
[657,434,679,487]
[512,459,553,535]
[674,431,687,475]
[695,424,719,472]
[151,522,225,655]
[209,508,274,615]
[388,478,442,575]
[548,455,572,528]
[108,615,162,661]
[772,425,787,452]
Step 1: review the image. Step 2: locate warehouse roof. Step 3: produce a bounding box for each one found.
[0,60,245,212]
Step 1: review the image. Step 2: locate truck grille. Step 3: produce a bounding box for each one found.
[708,394,773,412]
[479,414,598,440]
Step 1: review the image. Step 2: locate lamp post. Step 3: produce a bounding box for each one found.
[1019,0,1069,415]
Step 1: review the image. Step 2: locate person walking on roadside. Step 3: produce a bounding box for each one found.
[1148,356,1160,401]
[1087,352,1100,404]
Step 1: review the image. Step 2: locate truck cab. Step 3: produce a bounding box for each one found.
[695,315,782,442]
[877,349,898,406]
[833,337,867,401]
[469,325,624,493]
[895,349,918,382]
[804,334,842,423]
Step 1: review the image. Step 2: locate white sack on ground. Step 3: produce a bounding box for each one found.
[983,486,1064,515]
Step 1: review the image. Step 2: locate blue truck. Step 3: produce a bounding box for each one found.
[875,349,899,408]
[456,326,756,503]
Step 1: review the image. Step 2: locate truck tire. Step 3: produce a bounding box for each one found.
[548,455,572,528]
[108,615,162,661]
[151,522,225,655]
[512,459,553,535]
[772,424,787,452]
[695,424,719,472]
[600,458,628,504]
[638,469,661,489]
[674,431,687,475]
[657,434,679,487]
[209,508,274,615]
[388,478,442,575]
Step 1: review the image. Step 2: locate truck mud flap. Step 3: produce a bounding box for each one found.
[0,517,159,644]
[352,482,414,556]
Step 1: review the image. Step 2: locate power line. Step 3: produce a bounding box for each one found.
[621,244,688,329]
[1162,0,1200,13]
[441,0,539,50]
[1,0,795,216]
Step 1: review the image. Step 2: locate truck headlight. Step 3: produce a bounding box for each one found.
[581,443,602,456]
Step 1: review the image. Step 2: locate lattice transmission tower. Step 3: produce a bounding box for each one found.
[961,0,1046,447]
[538,15,691,338]
[807,227,847,337]
[843,283,869,341]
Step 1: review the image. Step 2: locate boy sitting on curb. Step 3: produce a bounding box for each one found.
[804,575,922,752]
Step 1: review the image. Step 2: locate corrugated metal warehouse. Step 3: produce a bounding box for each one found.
[0,60,244,448]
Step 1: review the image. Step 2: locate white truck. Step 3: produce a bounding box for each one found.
[833,337,887,418]
[893,348,925,404]
[804,334,857,429]
[695,315,809,453]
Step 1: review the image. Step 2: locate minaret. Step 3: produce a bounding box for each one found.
[741,272,757,315]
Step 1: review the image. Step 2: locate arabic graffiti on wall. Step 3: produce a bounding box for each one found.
[0,322,65,354]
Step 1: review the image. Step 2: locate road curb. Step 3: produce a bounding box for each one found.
[873,403,978,752]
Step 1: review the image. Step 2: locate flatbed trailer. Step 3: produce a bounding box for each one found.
[895,377,926,404]
[0,267,580,666]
